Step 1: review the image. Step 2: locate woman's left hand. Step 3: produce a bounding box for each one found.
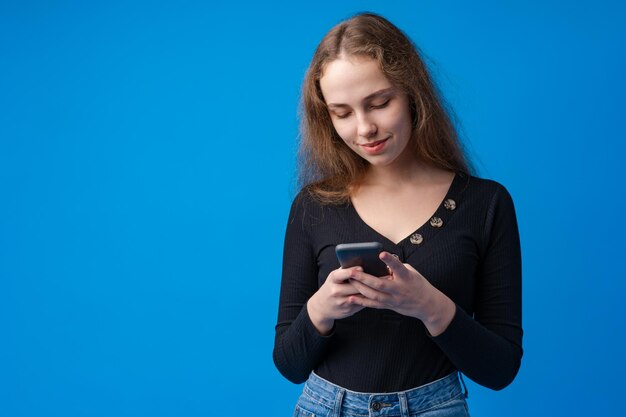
[348,251,456,336]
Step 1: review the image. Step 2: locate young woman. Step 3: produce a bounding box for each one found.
[273,12,522,417]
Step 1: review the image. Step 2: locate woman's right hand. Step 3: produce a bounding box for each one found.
[307,266,366,335]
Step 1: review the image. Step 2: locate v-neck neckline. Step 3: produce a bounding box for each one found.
[347,172,467,248]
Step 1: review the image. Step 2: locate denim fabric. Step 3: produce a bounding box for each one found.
[294,372,470,417]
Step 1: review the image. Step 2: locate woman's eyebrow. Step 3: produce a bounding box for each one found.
[326,88,395,108]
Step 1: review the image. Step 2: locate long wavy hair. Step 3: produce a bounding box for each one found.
[298,12,472,204]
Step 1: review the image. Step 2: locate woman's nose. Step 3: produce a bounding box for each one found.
[357,114,378,138]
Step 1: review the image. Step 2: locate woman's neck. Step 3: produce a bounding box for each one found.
[365,163,421,187]
[359,158,454,193]
[364,148,433,184]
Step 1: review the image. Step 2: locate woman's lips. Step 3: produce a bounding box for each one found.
[360,138,389,154]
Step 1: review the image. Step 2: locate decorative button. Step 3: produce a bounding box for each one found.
[443,198,456,210]
[410,233,423,245]
[371,402,382,411]
[430,217,443,228]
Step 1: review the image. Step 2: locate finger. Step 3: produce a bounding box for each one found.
[331,283,365,297]
[329,266,363,283]
[348,269,391,292]
[379,252,409,278]
[349,278,392,304]
[348,294,387,310]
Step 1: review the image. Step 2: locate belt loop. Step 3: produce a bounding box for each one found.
[398,391,409,417]
[333,388,345,417]
[458,373,469,399]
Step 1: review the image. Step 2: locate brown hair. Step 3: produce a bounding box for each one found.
[298,12,472,204]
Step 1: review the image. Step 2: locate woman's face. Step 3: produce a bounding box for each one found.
[319,55,414,169]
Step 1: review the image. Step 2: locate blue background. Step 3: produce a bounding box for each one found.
[2,1,625,415]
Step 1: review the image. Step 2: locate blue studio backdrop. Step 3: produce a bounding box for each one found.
[2,1,625,416]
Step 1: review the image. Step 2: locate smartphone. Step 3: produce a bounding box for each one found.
[335,242,389,277]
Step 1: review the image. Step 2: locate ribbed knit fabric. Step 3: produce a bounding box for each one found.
[273,173,522,392]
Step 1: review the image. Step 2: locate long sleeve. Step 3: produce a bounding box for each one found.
[431,184,523,390]
[273,193,332,383]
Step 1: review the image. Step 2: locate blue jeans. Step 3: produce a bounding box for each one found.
[294,372,470,417]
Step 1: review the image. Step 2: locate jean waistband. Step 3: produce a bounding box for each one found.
[303,372,465,416]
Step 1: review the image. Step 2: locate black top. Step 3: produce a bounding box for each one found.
[273,173,523,392]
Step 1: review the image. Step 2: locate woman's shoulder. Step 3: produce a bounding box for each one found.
[464,173,514,200]
[290,186,319,209]
[288,186,326,219]
[462,174,518,222]
[286,186,340,235]
[291,182,351,208]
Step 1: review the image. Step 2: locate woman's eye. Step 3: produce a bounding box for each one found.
[370,99,390,109]
[335,112,351,119]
